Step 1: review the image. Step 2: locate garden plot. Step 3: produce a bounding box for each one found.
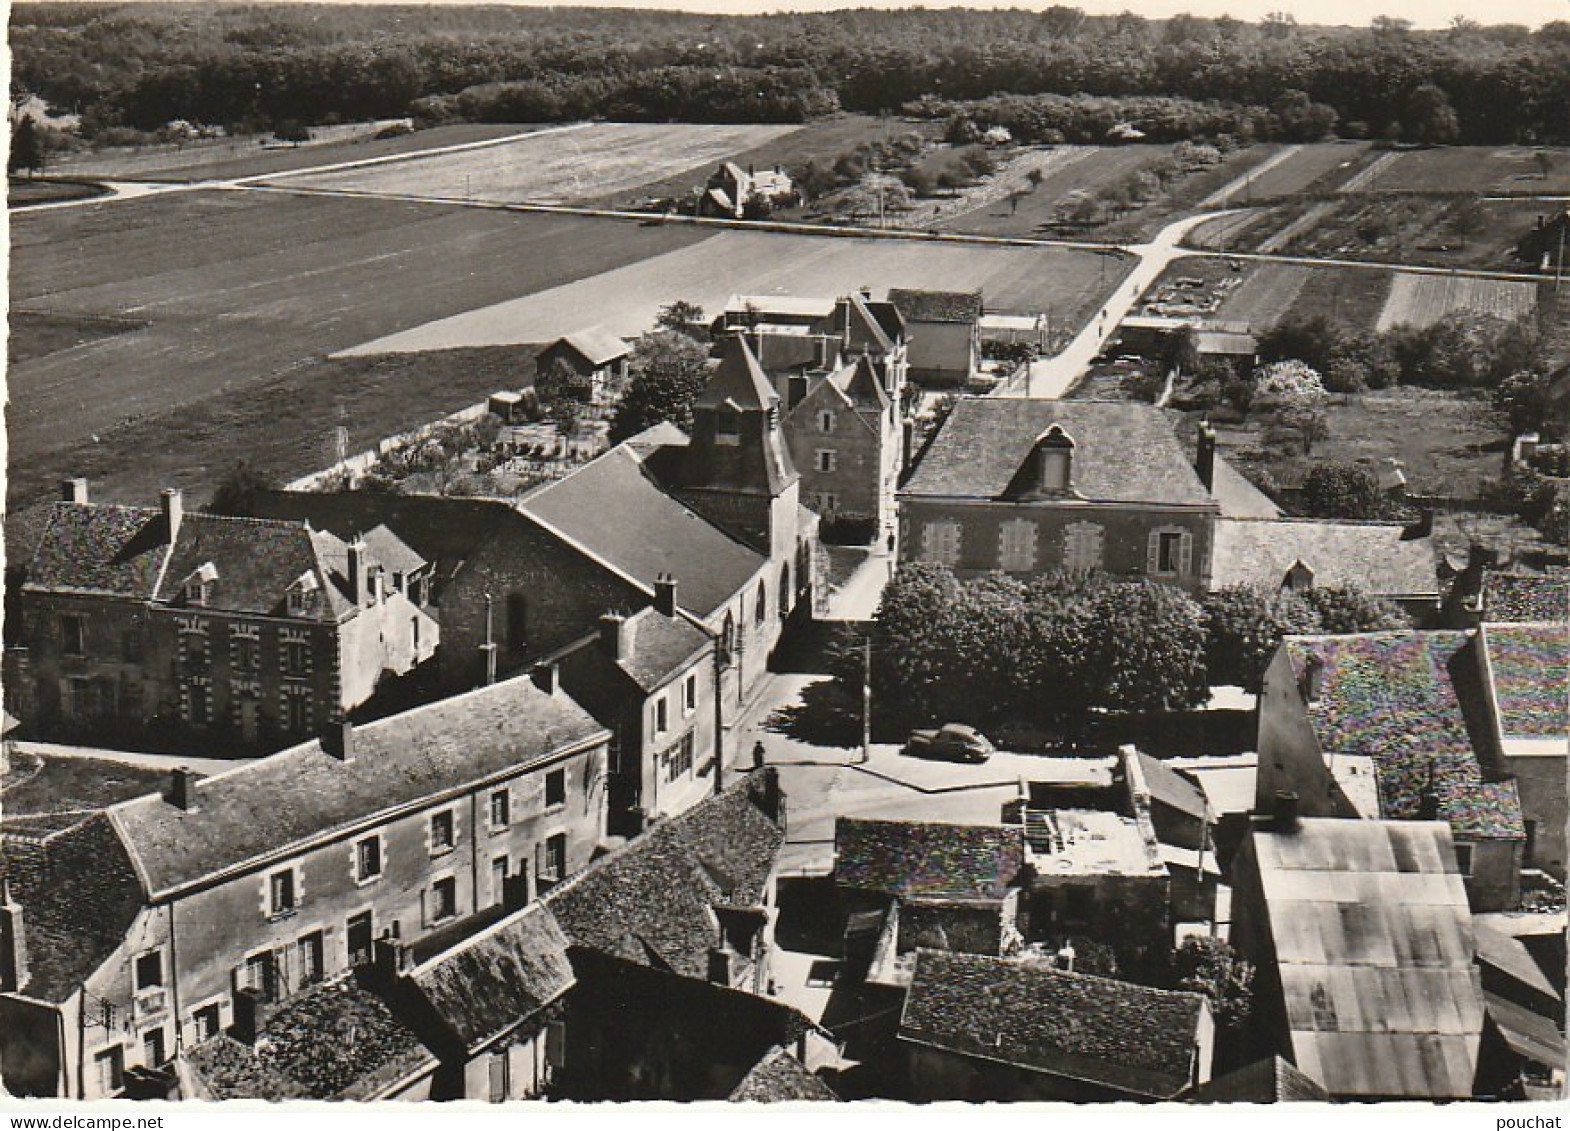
[1344,146,1570,195]
[273,122,802,204]
[343,230,1128,356]
[1375,272,1538,332]
[1215,262,1313,329]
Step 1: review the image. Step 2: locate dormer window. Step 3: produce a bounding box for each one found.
[286,571,319,616]
[182,562,219,606]
[1034,425,1075,493]
[716,407,741,446]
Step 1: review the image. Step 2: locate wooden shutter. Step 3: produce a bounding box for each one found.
[1179,531,1194,576]
[1146,529,1162,574]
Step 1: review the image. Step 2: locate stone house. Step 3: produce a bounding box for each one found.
[899,399,1220,593]
[786,356,902,537]
[6,481,437,755]
[0,675,609,1099]
[1255,631,1527,911]
[887,289,983,387]
[897,950,1213,1101]
[697,163,796,219]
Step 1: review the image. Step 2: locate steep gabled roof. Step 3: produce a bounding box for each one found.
[834,292,894,355]
[520,446,765,619]
[405,902,575,1053]
[1284,632,1525,839]
[154,513,351,621]
[24,502,172,598]
[697,334,780,412]
[108,675,607,898]
[1212,518,1438,598]
[549,327,629,368]
[1134,751,1209,822]
[1199,1056,1329,1102]
[360,524,426,577]
[902,399,1214,507]
[888,288,984,324]
[728,1046,841,1102]
[837,355,891,410]
[899,951,1208,1100]
[609,607,712,693]
[834,818,1024,901]
[544,775,784,979]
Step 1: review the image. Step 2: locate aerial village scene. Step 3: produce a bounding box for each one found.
[1,0,1568,1110]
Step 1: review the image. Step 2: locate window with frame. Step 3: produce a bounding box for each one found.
[430,810,456,854]
[184,631,209,666]
[135,950,163,991]
[283,688,312,733]
[490,789,510,829]
[231,634,259,673]
[61,615,86,657]
[814,449,837,473]
[94,1046,125,1095]
[1148,527,1193,577]
[540,834,567,885]
[755,578,768,625]
[430,876,458,923]
[241,950,278,1002]
[282,640,310,678]
[682,674,698,715]
[997,520,1038,572]
[187,681,211,725]
[268,870,296,918]
[666,732,695,782]
[297,931,324,987]
[1063,522,1105,573]
[191,1004,221,1043]
[819,410,835,433]
[1158,531,1183,573]
[920,520,963,568]
[355,836,382,883]
[654,695,670,737]
[142,1026,166,1068]
[545,768,566,809]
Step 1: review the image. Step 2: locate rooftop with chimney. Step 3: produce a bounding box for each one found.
[1211,517,1440,601]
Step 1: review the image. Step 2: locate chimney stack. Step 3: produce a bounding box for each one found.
[531,662,559,696]
[599,613,632,662]
[167,766,203,812]
[346,537,369,606]
[1195,421,1216,493]
[61,477,89,505]
[0,880,29,992]
[160,488,184,542]
[653,574,678,619]
[1272,790,1300,834]
[368,934,406,985]
[707,947,735,987]
[322,719,355,762]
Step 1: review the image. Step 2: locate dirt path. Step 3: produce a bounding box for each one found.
[1197,144,1303,208]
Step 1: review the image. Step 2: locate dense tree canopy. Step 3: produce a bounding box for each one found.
[13,4,1570,143]
[1201,582,1406,690]
[607,330,712,444]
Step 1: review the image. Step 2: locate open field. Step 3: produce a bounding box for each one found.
[1215,262,1313,329]
[1340,146,1570,195]
[8,177,109,206]
[1141,256,1393,335]
[275,122,803,204]
[1376,272,1540,332]
[7,191,710,510]
[346,229,1133,356]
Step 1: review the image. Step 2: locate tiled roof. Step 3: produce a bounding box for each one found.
[108,675,607,897]
[1135,751,1209,822]
[834,818,1024,901]
[521,446,765,619]
[545,774,784,979]
[901,399,1214,506]
[613,608,712,693]
[360,524,427,578]
[1245,818,1484,1100]
[1199,1056,1329,1102]
[728,1046,840,1102]
[899,951,1207,1099]
[406,902,575,1053]
[1,816,145,1002]
[1483,569,1568,624]
[887,288,984,324]
[1482,622,1570,740]
[182,975,434,1100]
[24,502,171,598]
[1212,518,1438,597]
[1285,633,1525,839]
[154,513,350,620]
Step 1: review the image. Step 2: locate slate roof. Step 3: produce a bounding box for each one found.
[833,292,894,354]
[182,975,434,1100]
[544,775,784,979]
[0,816,146,1002]
[1481,622,1570,741]
[551,327,629,368]
[835,355,892,410]
[1285,633,1525,839]
[521,446,765,619]
[360,524,426,578]
[1483,569,1568,624]
[1135,751,1209,822]
[23,502,172,598]
[1244,818,1484,1099]
[406,902,575,1053]
[1198,1056,1329,1102]
[834,818,1024,901]
[888,288,984,324]
[608,607,712,693]
[154,513,351,620]
[728,1046,841,1102]
[1211,456,1283,519]
[901,399,1215,507]
[1212,518,1439,598]
[696,334,780,412]
[899,951,1208,1099]
[108,674,607,898]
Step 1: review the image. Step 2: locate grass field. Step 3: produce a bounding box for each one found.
[7,191,711,510]
[932,145,1166,239]
[1375,272,1539,331]
[8,177,110,206]
[276,122,803,204]
[1215,262,1314,329]
[347,229,1131,356]
[1341,146,1570,195]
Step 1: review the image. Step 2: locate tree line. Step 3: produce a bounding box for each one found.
[13,4,1570,144]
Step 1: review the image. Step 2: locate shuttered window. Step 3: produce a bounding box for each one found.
[997,520,1038,572]
[1063,522,1105,572]
[920,520,963,568]
[1147,527,1193,577]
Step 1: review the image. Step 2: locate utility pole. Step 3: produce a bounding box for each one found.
[860,634,873,765]
[481,593,497,687]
